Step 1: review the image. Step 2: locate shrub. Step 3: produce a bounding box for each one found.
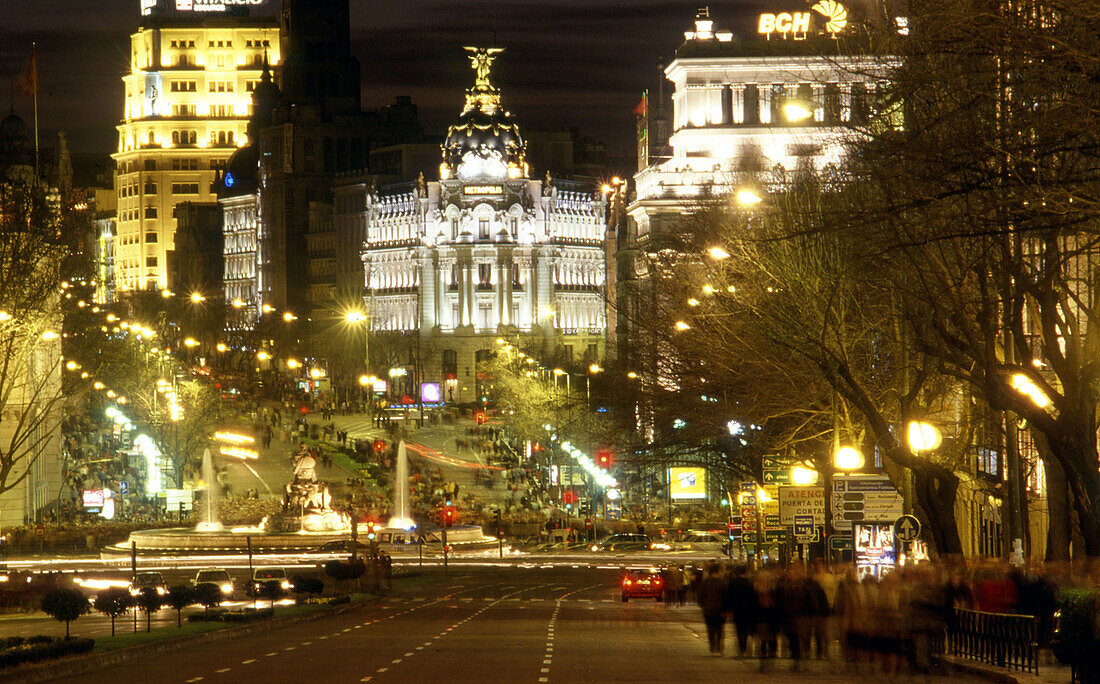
[1052,589,1100,678]
[0,637,94,669]
[166,585,195,627]
[194,583,223,614]
[40,588,90,638]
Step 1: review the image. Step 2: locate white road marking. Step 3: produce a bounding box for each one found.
[392,658,402,664]
[185,678,203,683]
[214,668,231,674]
[265,652,278,657]
[241,659,256,664]
[377,667,388,673]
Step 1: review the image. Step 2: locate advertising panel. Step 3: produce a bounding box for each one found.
[854,522,896,580]
[421,382,442,403]
[669,467,706,500]
[82,489,105,509]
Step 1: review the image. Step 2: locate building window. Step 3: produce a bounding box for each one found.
[478,263,492,287]
[479,218,489,240]
[144,207,157,219]
[510,218,518,237]
[169,80,196,92]
[172,182,200,194]
[586,344,599,362]
[144,181,157,194]
[477,303,493,330]
[145,232,158,243]
[146,256,158,267]
[145,159,157,172]
[450,218,458,240]
[171,158,199,171]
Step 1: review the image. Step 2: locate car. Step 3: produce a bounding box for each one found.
[310,540,368,554]
[248,567,291,597]
[621,569,664,602]
[129,572,167,597]
[192,569,234,596]
[591,533,652,552]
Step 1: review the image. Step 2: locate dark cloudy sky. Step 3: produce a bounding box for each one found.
[0,0,787,157]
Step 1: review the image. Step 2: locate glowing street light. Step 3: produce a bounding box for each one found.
[231,298,246,309]
[215,342,227,353]
[783,102,814,122]
[736,188,763,206]
[687,298,700,307]
[1010,373,1051,408]
[0,311,11,322]
[189,292,206,304]
[588,364,602,374]
[834,446,864,470]
[261,304,276,313]
[256,350,271,361]
[183,338,200,348]
[41,330,59,341]
[907,421,942,452]
[282,312,297,322]
[553,368,565,376]
[286,359,300,370]
[309,368,324,379]
[345,310,367,323]
[707,246,731,260]
[674,320,691,331]
[790,465,819,486]
[627,371,638,379]
[160,289,174,298]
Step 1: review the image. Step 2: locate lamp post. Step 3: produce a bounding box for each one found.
[586,363,602,403]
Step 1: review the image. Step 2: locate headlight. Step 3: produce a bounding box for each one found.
[129,588,139,596]
[590,545,599,551]
[157,587,167,595]
[220,583,233,594]
[280,580,290,589]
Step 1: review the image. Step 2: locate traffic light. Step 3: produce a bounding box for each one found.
[366,522,378,541]
[372,439,387,453]
[596,450,612,468]
[442,506,455,528]
[726,520,737,542]
[493,509,502,526]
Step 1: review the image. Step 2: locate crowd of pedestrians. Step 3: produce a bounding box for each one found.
[687,558,1097,673]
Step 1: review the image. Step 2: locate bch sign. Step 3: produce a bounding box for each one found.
[758,12,811,37]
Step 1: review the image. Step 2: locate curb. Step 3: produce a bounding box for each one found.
[6,598,377,683]
[939,656,1025,684]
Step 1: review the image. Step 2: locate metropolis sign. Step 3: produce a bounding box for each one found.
[142,0,268,14]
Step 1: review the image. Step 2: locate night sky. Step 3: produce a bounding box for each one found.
[0,1,781,160]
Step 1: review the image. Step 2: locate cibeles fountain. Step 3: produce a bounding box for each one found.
[115,439,497,556]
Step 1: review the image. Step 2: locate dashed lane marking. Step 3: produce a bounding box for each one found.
[214,668,231,674]
[241,659,256,665]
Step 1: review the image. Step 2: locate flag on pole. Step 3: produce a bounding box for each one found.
[17,45,37,97]
[633,92,648,117]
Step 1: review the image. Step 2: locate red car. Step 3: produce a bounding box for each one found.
[621,570,663,602]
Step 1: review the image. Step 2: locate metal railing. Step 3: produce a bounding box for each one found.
[949,608,1040,674]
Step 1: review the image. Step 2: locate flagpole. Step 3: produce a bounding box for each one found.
[31,42,39,181]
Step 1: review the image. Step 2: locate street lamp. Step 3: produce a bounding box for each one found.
[586,364,602,401]
[907,421,942,452]
[286,358,300,370]
[736,188,763,206]
[707,246,731,260]
[183,338,199,348]
[189,292,206,304]
[1010,373,1051,408]
[674,320,691,331]
[282,312,297,323]
[790,465,819,486]
[834,446,864,470]
[782,101,814,122]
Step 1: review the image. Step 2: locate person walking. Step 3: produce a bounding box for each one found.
[725,564,759,658]
[698,562,728,655]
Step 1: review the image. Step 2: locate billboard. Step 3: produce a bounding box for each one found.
[421,382,442,403]
[82,489,106,509]
[854,522,896,580]
[669,467,706,500]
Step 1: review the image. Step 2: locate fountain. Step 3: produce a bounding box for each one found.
[195,448,224,532]
[388,441,416,530]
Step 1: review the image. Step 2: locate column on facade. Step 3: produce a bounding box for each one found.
[731,85,745,124]
[502,252,513,327]
[457,255,468,328]
[812,84,825,123]
[841,84,852,122]
[465,259,476,327]
[518,254,533,330]
[436,258,448,330]
[537,248,554,333]
[785,82,799,121]
[417,249,433,333]
[759,84,772,124]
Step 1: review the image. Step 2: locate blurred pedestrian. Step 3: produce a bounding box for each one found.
[725,564,758,658]
[698,562,728,655]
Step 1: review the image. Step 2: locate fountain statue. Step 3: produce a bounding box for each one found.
[388,441,416,530]
[263,443,349,533]
[195,448,224,532]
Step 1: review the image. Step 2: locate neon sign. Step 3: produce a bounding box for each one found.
[757,1,848,38]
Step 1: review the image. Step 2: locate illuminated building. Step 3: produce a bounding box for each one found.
[355,49,606,403]
[613,6,889,362]
[112,10,279,292]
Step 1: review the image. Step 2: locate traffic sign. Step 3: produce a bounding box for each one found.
[793,515,815,543]
[742,532,759,544]
[829,534,853,551]
[119,480,129,496]
[894,514,921,543]
[831,475,903,531]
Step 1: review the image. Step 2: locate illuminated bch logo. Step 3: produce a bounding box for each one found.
[758,1,848,38]
[812,0,849,34]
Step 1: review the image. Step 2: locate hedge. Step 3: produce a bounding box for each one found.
[0,637,95,669]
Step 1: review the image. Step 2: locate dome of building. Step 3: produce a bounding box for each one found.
[440,47,527,182]
[218,143,260,198]
[1,113,29,144]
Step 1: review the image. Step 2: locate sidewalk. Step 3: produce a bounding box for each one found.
[941,655,1072,684]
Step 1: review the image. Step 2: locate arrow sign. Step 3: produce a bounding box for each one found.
[894,514,921,543]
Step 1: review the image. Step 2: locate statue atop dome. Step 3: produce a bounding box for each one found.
[465,47,503,89]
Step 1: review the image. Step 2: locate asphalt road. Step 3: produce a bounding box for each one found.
[54,567,981,684]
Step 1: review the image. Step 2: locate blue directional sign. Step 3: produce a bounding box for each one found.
[119,480,129,496]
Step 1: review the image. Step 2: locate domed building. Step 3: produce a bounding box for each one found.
[354,48,607,403]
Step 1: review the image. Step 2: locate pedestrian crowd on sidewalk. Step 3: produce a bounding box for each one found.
[687,557,1098,674]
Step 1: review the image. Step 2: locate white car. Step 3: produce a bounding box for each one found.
[192,569,234,596]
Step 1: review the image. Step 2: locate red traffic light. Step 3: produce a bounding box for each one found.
[596,450,612,467]
[372,439,387,453]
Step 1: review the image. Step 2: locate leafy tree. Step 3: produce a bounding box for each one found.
[134,587,162,632]
[166,585,194,627]
[40,588,89,638]
[93,588,131,636]
[193,582,223,615]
